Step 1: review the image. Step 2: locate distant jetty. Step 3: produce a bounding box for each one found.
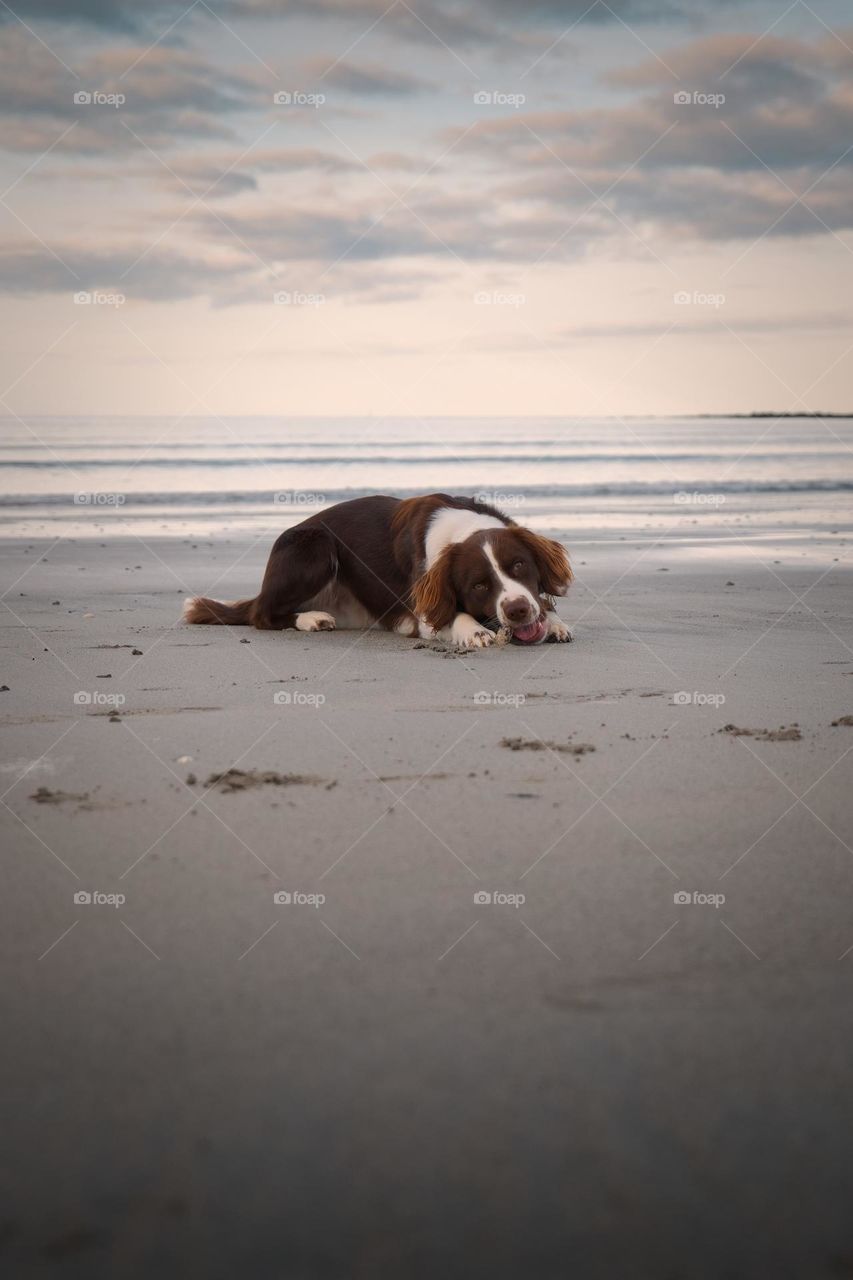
[691,411,852,419]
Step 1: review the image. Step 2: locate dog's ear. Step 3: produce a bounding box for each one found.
[513,528,573,596]
[411,545,458,630]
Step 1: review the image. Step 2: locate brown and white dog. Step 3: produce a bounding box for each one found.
[184,493,573,649]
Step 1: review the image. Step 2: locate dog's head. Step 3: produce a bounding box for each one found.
[412,527,572,644]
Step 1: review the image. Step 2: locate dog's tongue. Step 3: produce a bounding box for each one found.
[511,615,547,644]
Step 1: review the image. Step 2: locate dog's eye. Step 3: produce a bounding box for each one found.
[473,581,488,592]
[512,560,526,573]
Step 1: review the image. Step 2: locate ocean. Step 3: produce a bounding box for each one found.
[2,416,851,558]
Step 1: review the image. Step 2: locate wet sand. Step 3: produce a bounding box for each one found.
[2,532,853,1277]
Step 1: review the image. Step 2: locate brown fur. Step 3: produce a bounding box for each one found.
[184,494,572,639]
[505,527,573,596]
[184,596,255,625]
[410,545,458,630]
[410,526,572,633]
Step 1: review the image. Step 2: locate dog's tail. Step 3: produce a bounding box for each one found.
[183,595,256,625]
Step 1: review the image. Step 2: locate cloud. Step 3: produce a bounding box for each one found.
[195,205,453,264]
[0,0,171,29]
[0,241,254,301]
[0,29,261,153]
[302,58,434,96]
[0,230,451,307]
[436,29,853,245]
[556,311,853,338]
[605,30,849,88]
[189,182,611,274]
[1,0,759,45]
[461,309,853,357]
[151,147,361,198]
[366,150,439,171]
[1,10,850,313]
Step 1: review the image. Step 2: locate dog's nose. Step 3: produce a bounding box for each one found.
[503,597,533,624]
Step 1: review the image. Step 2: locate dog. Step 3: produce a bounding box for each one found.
[184,493,573,649]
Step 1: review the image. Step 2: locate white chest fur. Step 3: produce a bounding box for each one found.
[423,508,504,569]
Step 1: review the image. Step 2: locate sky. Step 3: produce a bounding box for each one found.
[1,0,852,417]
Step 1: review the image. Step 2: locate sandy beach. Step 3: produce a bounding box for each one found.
[2,527,853,1277]
[5,0,853,1265]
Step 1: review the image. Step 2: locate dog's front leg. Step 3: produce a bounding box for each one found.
[545,611,573,642]
[437,612,496,650]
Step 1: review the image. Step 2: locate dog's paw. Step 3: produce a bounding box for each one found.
[295,611,336,632]
[451,620,495,650]
[545,616,573,643]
